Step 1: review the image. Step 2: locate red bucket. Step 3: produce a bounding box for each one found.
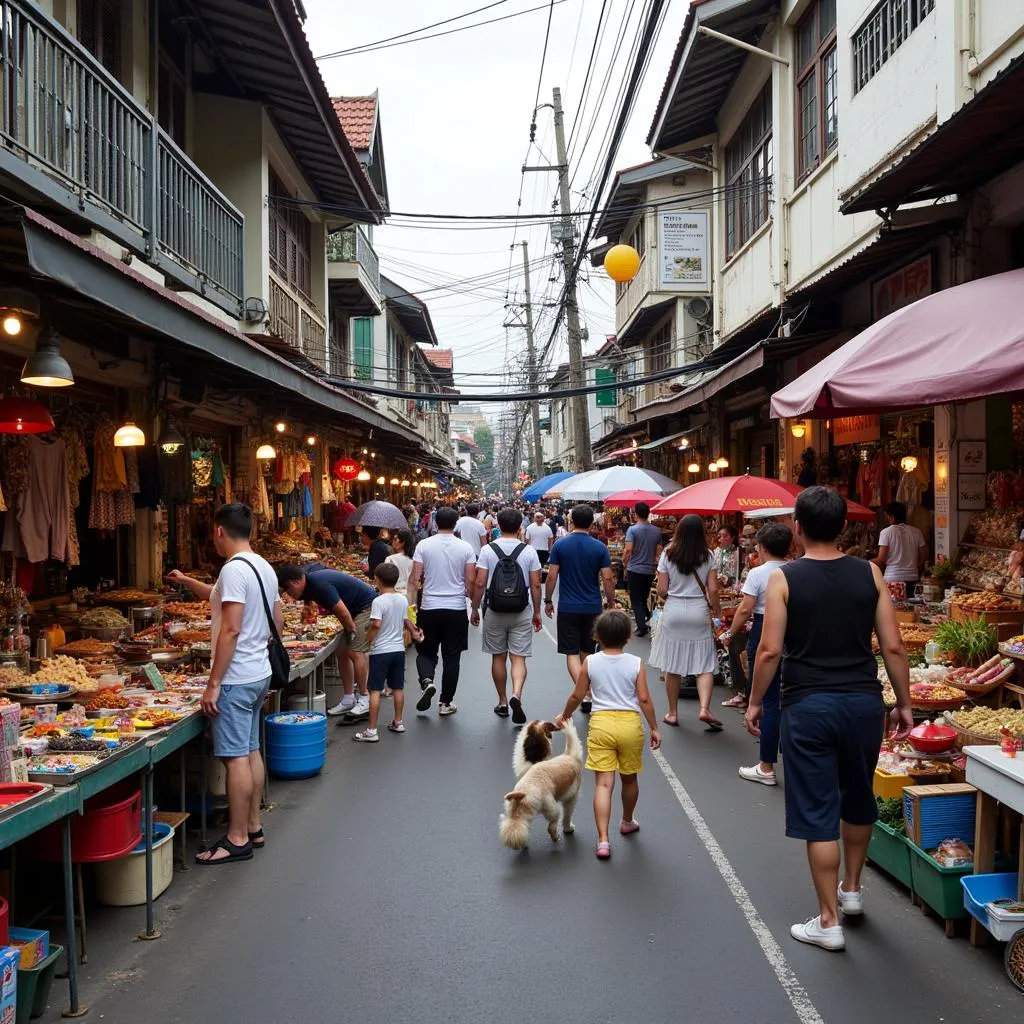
[0,895,8,946]
[31,781,142,863]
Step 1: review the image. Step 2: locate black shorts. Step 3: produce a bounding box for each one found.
[781,691,884,841]
[538,550,549,567]
[556,612,598,655]
[369,651,405,692]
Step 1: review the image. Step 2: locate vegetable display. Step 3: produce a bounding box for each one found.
[934,616,998,666]
[876,797,906,834]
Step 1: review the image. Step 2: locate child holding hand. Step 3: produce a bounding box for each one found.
[556,610,660,859]
[354,562,423,742]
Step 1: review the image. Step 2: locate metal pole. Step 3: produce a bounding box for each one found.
[521,241,545,477]
[138,765,161,940]
[60,818,87,1017]
[552,87,593,472]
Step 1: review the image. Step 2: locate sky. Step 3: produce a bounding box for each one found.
[305,0,690,405]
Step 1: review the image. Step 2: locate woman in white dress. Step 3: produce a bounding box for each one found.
[650,514,724,732]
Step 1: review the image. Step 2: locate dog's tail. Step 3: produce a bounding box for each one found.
[499,792,531,850]
[561,717,582,761]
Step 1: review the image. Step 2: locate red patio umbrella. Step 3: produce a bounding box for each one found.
[601,489,664,508]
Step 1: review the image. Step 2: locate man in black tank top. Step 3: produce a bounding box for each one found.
[746,486,912,953]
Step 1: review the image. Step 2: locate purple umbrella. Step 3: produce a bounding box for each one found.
[345,500,409,531]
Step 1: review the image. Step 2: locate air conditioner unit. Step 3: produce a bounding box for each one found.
[685,296,712,321]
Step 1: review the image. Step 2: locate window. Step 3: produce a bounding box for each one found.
[795,0,837,179]
[268,169,313,300]
[352,318,374,381]
[78,0,123,82]
[853,0,935,93]
[725,83,773,257]
[646,322,671,374]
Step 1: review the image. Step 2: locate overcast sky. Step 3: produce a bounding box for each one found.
[306,0,689,403]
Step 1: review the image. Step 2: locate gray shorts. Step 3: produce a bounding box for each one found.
[481,609,534,657]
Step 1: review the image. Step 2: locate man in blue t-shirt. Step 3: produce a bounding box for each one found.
[544,505,615,712]
[623,501,664,637]
[277,564,376,720]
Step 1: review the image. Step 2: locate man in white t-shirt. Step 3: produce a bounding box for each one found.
[471,508,542,724]
[455,503,489,557]
[874,501,927,584]
[525,511,554,567]
[408,507,476,716]
[166,503,282,865]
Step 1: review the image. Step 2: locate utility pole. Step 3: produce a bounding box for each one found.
[523,87,593,472]
[520,240,544,477]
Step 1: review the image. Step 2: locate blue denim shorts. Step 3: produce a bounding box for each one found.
[211,677,270,758]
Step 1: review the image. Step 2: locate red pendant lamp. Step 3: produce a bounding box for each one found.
[0,396,55,434]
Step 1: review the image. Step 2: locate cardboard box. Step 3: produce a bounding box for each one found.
[7,929,47,970]
[0,946,18,1024]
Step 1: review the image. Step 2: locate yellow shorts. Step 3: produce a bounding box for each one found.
[585,710,645,775]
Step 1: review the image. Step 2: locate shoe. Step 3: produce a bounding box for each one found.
[493,704,509,718]
[509,695,526,725]
[619,820,640,836]
[635,627,649,637]
[438,702,458,716]
[382,689,393,699]
[352,729,379,743]
[790,916,845,951]
[387,721,405,733]
[416,683,436,712]
[738,764,777,786]
[722,694,747,709]
[327,695,356,716]
[348,697,370,718]
[580,699,592,715]
[838,884,864,916]
[596,841,611,860]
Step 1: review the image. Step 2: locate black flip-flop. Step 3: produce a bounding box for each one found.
[509,695,526,725]
[248,829,265,849]
[702,717,725,733]
[195,836,253,865]
[494,704,509,718]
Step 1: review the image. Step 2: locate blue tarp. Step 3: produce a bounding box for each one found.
[521,472,574,503]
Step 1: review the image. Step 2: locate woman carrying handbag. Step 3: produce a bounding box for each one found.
[649,514,724,732]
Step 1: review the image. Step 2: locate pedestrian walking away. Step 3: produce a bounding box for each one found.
[556,610,660,860]
[353,562,424,743]
[408,506,476,716]
[276,562,377,721]
[525,510,554,567]
[719,522,792,783]
[455,502,489,558]
[650,514,723,731]
[873,500,928,584]
[622,501,663,636]
[471,507,542,724]
[167,503,280,865]
[747,485,912,952]
[544,504,615,713]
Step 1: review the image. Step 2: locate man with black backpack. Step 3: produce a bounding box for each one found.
[471,507,542,725]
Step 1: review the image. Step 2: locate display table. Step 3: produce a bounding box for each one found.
[965,744,1024,946]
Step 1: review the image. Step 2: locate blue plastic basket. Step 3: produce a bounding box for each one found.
[903,787,976,850]
[961,873,1022,941]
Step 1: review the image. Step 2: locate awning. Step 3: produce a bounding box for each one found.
[841,53,1024,214]
[637,429,699,450]
[594,157,695,242]
[618,296,677,348]
[771,268,1024,418]
[647,0,776,153]
[382,276,438,347]
[596,446,640,464]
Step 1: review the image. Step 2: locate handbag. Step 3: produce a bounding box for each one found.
[692,568,725,649]
[231,556,291,691]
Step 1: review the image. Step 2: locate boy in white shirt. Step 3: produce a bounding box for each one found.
[353,562,423,743]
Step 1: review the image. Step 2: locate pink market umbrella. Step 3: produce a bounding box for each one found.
[602,489,664,509]
[771,268,1024,418]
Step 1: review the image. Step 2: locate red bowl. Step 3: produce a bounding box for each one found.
[908,724,957,753]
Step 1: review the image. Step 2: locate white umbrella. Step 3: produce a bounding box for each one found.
[552,466,681,502]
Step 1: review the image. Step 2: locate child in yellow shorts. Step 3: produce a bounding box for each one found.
[556,610,661,860]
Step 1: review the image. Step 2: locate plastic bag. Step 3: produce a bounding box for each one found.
[932,838,973,868]
[648,606,662,640]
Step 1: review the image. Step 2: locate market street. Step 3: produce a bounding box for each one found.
[54,626,1018,1024]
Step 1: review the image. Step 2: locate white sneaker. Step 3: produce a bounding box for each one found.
[438,702,458,716]
[838,883,864,916]
[352,729,379,743]
[327,695,356,716]
[349,697,370,718]
[738,764,777,786]
[790,916,845,951]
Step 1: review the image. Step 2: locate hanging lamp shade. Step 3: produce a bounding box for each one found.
[113,421,145,447]
[0,396,54,434]
[20,326,74,387]
[157,420,186,455]
[256,444,277,460]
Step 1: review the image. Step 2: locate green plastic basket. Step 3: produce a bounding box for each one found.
[868,822,913,889]
[15,943,63,1024]
[908,840,972,923]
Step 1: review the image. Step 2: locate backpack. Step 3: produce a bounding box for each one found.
[485,542,530,614]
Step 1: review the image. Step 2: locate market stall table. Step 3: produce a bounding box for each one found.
[965,744,1024,946]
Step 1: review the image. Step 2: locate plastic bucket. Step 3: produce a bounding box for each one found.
[265,711,327,780]
[93,823,175,907]
[286,691,327,716]
[15,943,63,1024]
[31,781,142,862]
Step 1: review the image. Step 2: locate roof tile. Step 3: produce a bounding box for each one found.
[423,348,454,370]
[332,95,377,151]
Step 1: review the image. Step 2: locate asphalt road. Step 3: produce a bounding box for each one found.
[45,620,1021,1024]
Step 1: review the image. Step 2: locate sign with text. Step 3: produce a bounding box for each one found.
[142,663,165,692]
[832,415,880,446]
[957,474,987,511]
[934,442,950,557]
[658,210,709,289]
[872,253,933,319]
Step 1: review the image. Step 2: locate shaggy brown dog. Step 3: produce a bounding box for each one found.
[500,719,582,850]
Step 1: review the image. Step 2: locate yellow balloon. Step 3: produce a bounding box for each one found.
[604,244,641,283]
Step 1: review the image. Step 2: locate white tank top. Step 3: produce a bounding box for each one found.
[587,652,642,713]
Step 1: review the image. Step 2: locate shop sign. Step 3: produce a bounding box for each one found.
[334,459,360,481]
[832,415,880,446]
[957,474,987,511]
[934,442,950,557]
[658,209,709,289]
[957,440,987,474]
[872,254,932,319]
[595,367,617,407]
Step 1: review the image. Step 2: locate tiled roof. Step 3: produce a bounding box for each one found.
[423,348,453,370]
[332,95,377,151]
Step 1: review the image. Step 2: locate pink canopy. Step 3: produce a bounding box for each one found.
[771,268,1024,418]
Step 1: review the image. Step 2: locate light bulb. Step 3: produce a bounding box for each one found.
[716,457,729,470]
[708,462,719,473]
[357,470,371,481]
[256,444,276,460]
[113,421,145,447]
[306,435,316,446]
[401,479,410,486]
[275,421,286,433]
[376,476,386,485]
[687,462,700,474]
[390,477,400,485]
[900,455,918,473]
[2,315,21,336]
[679,438,689,449]
[790,421,806,438]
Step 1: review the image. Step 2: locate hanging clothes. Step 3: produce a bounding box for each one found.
[62,426,89,567]
[211,450,225,487]
[2,435,71,562]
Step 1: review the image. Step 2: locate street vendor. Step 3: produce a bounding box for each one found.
[713,525,741,588]
[276,564,376,721]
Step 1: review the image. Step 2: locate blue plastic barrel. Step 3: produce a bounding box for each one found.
[265,711,327,779]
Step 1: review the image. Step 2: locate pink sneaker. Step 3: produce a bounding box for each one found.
[619,820,640,835]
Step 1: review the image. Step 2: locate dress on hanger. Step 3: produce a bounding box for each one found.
[2,435,70,562]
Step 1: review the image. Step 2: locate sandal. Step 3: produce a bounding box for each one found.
[620,820,640,836]
[248,828,265,849]
[700,711,724,733]
[596,841,611,860]
[662,714,679,727]
[722,695,747,708]
[195,836,253,865]
[387,720,405,733]
[494,704,510,718]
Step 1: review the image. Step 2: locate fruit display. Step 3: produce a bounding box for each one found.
[948,706,1024,739]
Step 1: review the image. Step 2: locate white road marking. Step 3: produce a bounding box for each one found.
[540,617,824,1024]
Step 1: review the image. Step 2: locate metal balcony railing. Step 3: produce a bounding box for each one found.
[327,226,380,294]
[0,0,244,309]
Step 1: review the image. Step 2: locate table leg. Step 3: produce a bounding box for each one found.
[138,765,160,941]
[261,701,270,809]
[200,742,208,844]
[970,791,999,947]
[60,819,87,1018]
[1018,822,1024,904]
[306,665,314,710]
[178,751,187,871]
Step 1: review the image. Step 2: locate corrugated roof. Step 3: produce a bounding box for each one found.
[333,95,378,151]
